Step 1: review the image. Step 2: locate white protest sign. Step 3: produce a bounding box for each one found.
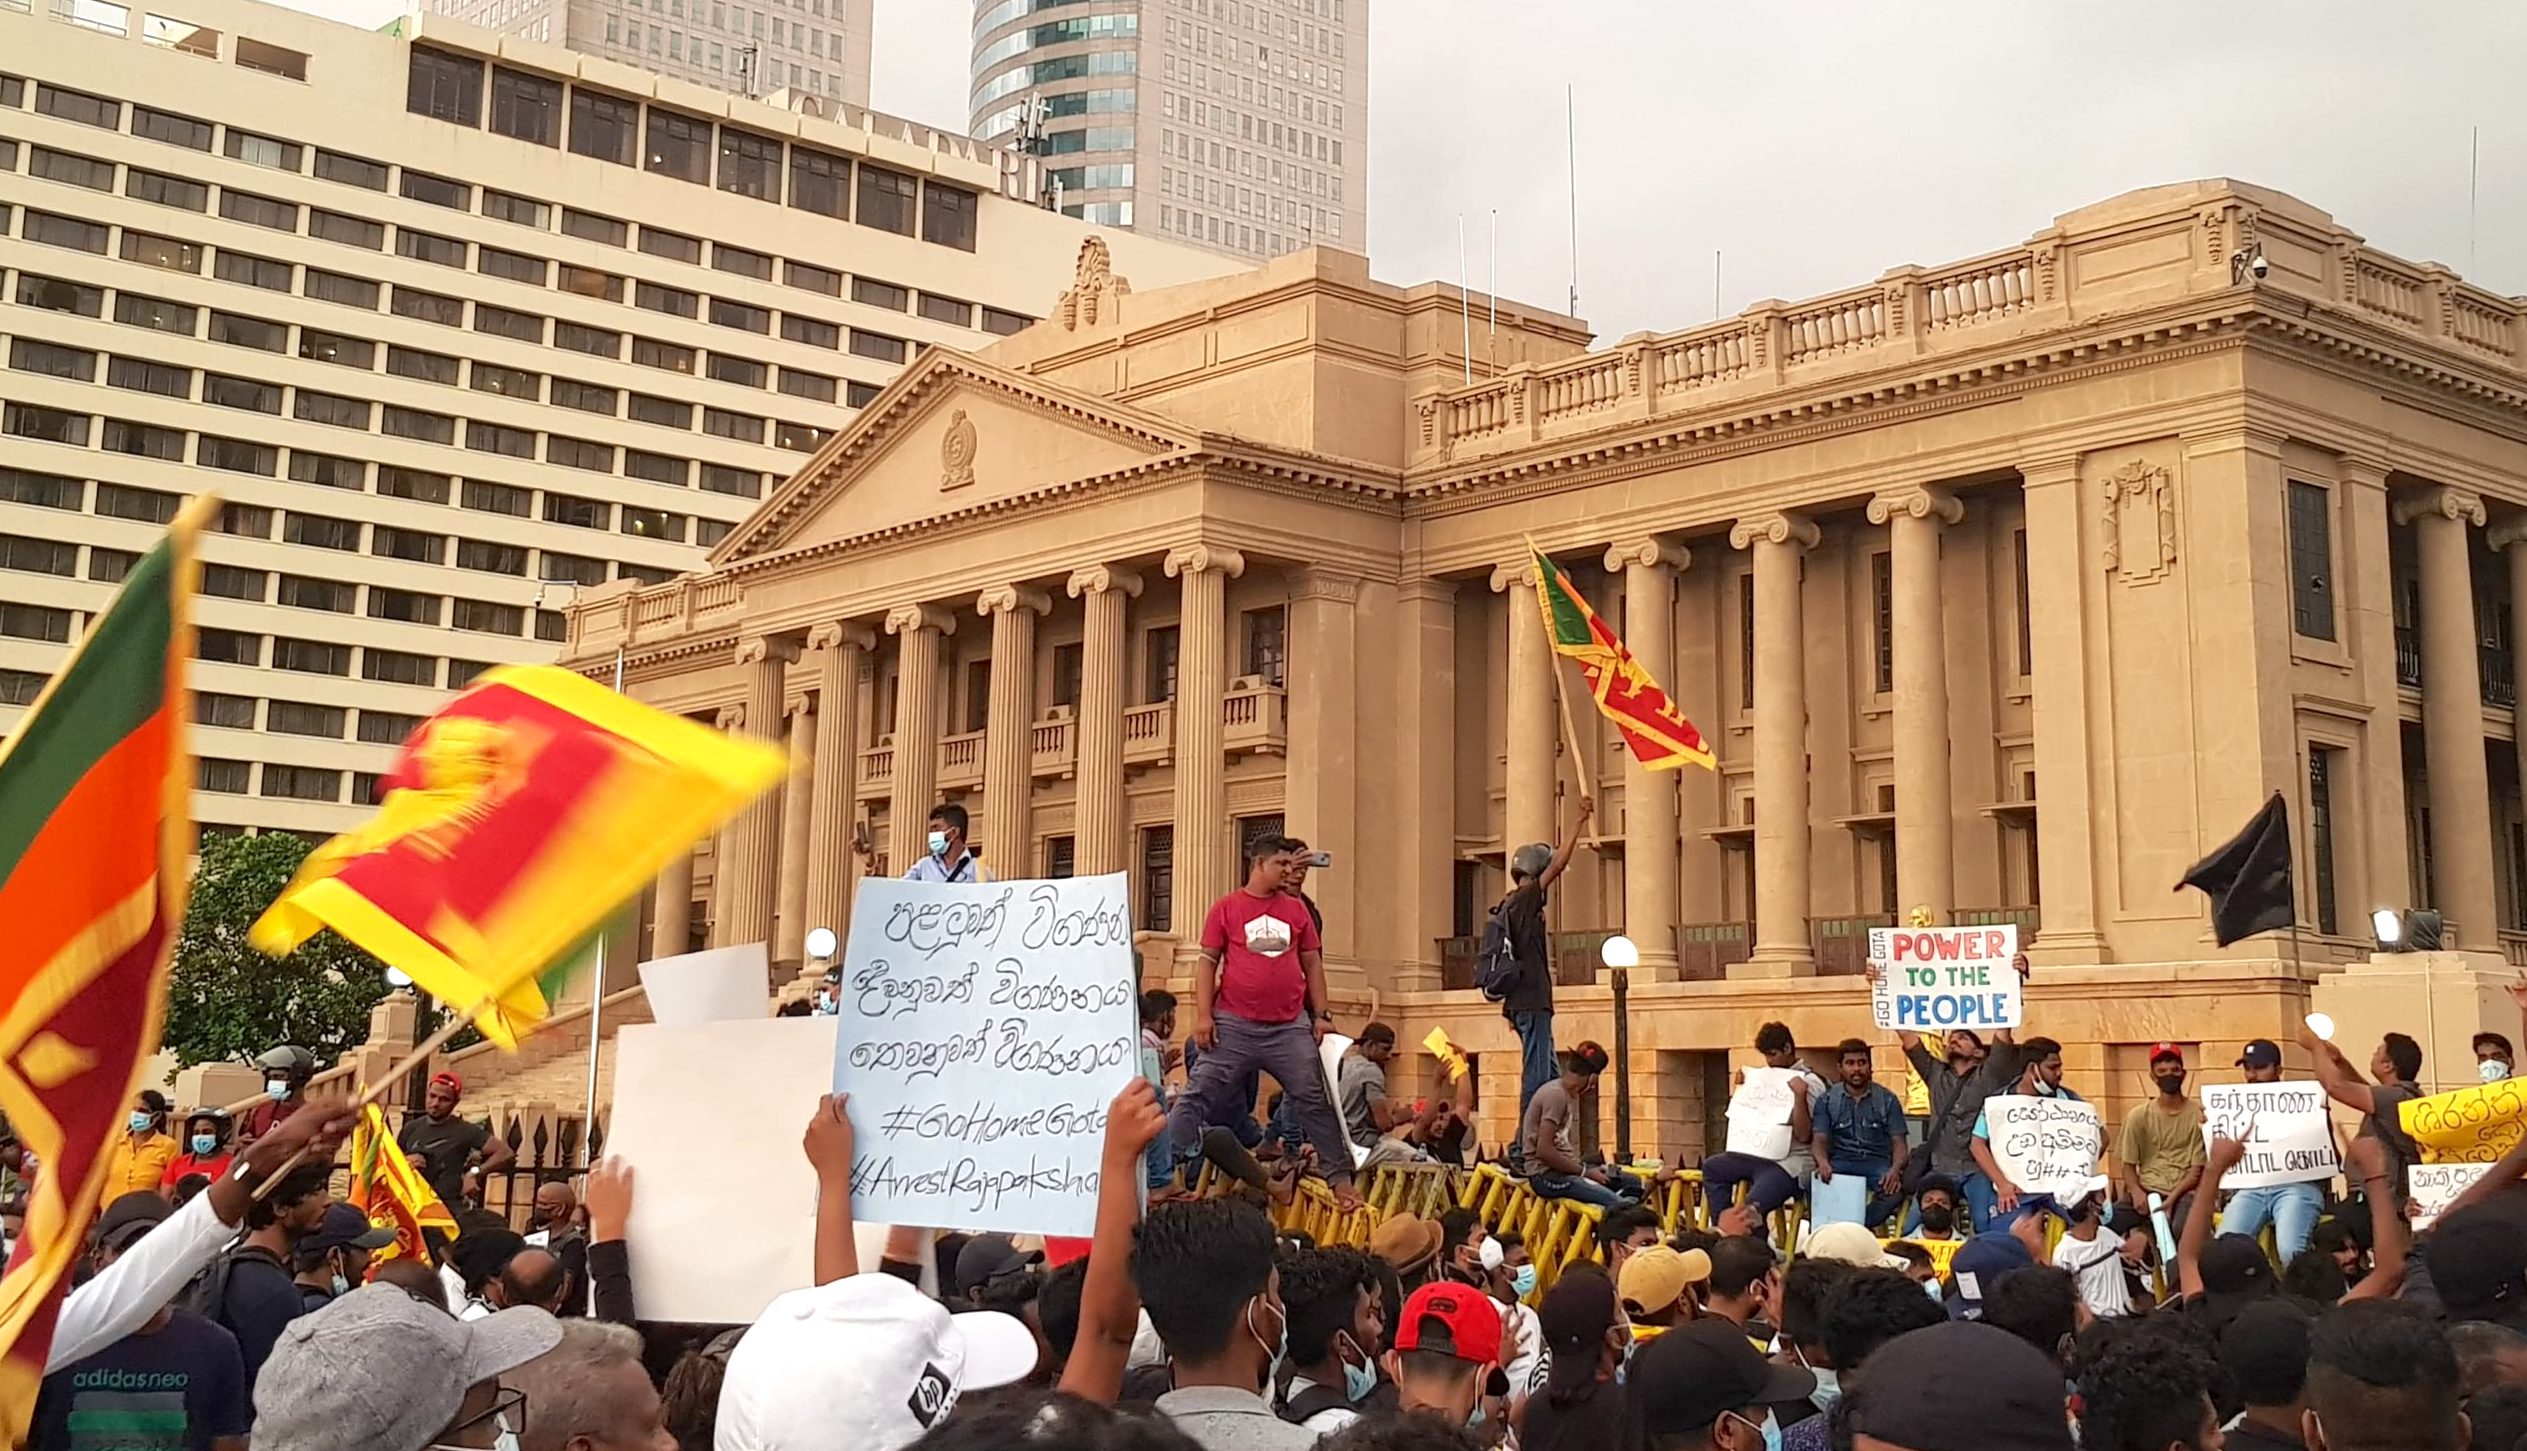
[2408,1162,2496,1229]
[1725,1067,1801,1159]
[2199,1083,2339,1188]
[1983,1094,2105,1201]
[1868,925,2020,1031]
[833,873,1138,1238]
[637,942,770,1027]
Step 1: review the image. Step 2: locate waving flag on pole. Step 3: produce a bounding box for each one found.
[249,664,785,1047]
[0,497,204,1437]
[348,1103,456,1265]
[1528,541,1716,772]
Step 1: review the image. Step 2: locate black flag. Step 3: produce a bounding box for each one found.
[2178,792,2296,946]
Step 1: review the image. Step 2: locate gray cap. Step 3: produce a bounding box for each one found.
[252,1283,562,1451]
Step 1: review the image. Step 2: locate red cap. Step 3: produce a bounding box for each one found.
[2148,1042,2184,1064]
[428,1071,463,1095]
[1042,1236,1092,1268]
[1393,1282,1504,1367]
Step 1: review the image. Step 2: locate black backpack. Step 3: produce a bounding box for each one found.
[1474,899,1523,1002]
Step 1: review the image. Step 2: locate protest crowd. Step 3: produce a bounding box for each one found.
[23,820,2527,1451]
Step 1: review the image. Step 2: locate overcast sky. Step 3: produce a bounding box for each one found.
[864,0,2526,341]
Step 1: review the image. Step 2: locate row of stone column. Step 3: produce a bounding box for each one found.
[647,544,1251,973]
[1497,488,1971,978]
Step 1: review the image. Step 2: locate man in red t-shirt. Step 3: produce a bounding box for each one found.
[1168,834,1360,1206]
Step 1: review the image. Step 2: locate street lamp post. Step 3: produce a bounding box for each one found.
[1601,934,1640,1162]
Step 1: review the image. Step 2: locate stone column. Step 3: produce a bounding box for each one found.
[1605,537,1689,979]
[1869,485,1965,921]
[708,703,743,943]
[885,604,955,862]
[1728,511,1820,977]
[652,847,694,959]
[719,636,797,948]
[2397,484,2497,942]
[2498,521,2527,925]
[1393,579,1457,992]
[1287,570,1360,971]
[1491,560,1556,862]
[2020,457,2107,961]
[803,624,870,963]
[1165,544,1244,943]
[978,584,1051,871]
[2340,460,2411,915]
[773,697,816,973]
[1067,565,1142,876]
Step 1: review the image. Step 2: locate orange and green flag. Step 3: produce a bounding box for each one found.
[348,1103,456,1266]
[0,497,203,1435]
[1530,542,1716,772]
[249,664,785,1047]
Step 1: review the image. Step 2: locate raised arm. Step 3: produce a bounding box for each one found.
[1536,795,1596,891]
[2341,1136,2409,1302]
[804,1093,858,1285]
[2177,1136,2241,1300]
[1061,1080,1168,1404]
[2299,1024,2380,1118]
[583,1156,637,1324]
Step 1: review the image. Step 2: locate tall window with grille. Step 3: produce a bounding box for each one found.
[1139,826,1174,934]
[2309,745,2340,936]
[1145,626,1181,703]
[1242,606,1286,687]
[965,659,991,735]
[1869,551,1893,694]
[1045,836,1076,879]
[1737,576,1755,706]
[2288,481,2336,642]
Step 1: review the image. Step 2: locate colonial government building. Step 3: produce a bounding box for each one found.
[564,180,2527,1153]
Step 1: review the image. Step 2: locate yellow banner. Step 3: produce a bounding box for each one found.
[2399,1078,2527,1164]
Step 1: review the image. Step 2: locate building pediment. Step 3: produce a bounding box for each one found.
[709,349,1204,563]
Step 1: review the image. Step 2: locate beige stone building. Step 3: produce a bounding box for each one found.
[565,180,2527,1156]
[0,0,1235,843]
[969,0,1366,262]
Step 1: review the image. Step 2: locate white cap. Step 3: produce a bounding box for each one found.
[715,1273,1039,1451]
[1803,1221,1907,1271]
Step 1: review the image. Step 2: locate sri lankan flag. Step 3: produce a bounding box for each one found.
[0,498,202,1433]
[1530,543,1716,771]
[348,1103,456,1265]
[249,665,784,1046]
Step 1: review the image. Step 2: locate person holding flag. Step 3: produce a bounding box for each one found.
[348,1104,458,1271]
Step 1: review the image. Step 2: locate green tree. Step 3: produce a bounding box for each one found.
[165,832,390,1068]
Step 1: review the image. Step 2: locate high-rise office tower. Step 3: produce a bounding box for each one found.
[414,0,873,104]
[969,0,1366,261]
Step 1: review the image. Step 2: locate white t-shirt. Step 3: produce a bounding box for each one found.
[1780,1067,1832,1183]
[2051,1231,2132,1318]
[1500,1298,1545,1399]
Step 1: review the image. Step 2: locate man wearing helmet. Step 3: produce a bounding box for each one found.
[237,1046,315,1148]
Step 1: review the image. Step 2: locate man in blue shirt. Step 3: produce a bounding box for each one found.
[896,802,984,883]
[1969,1035,2087,1228]
[1811,1038,1909,1229]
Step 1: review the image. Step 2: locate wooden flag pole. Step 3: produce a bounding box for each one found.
[1549,655,1601,846]
[249,998,490,1197]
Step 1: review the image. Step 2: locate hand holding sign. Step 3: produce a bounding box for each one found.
[2199,1085,2335,1187]
[1724,1068,1801,1160]
[804,1092,854,1179]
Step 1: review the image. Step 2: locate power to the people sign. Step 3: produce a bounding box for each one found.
[1868,925,2021,1030]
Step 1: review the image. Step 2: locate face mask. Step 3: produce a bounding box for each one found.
[2154,1074,2186,1095]
[128,1112,151,1134]
[927,830,950,858]
[1723,1409,1782,1451]
[813,990,839,1017]
[1510,1264,1538,1299]
[330,1271,351,1296]
[1808,1366,1840,1411]
[1923,1276,1944,1303]
[2034,1077,2059,1097]
[1335,1333,1376,1404]
[2485,1060,2513,1083]
[1466,1402,1488,1432]
[1615,1335,1637,1386]
[191,1134,217,1156]
[1247,1297,1287,1392]
[1918,1205,1954,1233]
[265,1079,291,1102]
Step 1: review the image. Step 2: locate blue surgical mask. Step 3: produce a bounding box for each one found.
[1924,1277,1944,1304]
[1808,1366,1840,1411]
[1724,1408,1782,1451]
[1467,1402,1488,1432]
[190,1134,217,1156]
[813,990,839,1017]
[927,830,950,858]
[2034,1077,2059,1097]
[265,1079,291,1102]
[1616,1335,1638,1385]
[1336,1333,1376,1404]
[127,1112,151,1135]
[2484,1059,2513,1083]
[330,1272,351,1297]
[1510,1264,1538,1299]
[1249,1298,1287,1392]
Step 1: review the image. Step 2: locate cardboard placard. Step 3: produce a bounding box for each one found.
[1868,926,2021,1031]
[2198,1083,2339,1188]
[2407,1162,2497,1229]
[2400,1079,2527,1164]
[1809,1171,1868,1226]
[1724,1067,1801,1160]
[1981,1094,2105,1201]
[832,873,1138,1238]
[637,942,771,1027]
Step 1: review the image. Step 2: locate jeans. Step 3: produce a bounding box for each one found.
[1957,1170,2000,1233]
[1701,1153,1801,1219]
[1510,1010,1557,1114]
[1826,1157,1903,1228]
[1167,1011,1353,1186]
[2222,1183,2322,1262]
[1533,1168,1644,1208]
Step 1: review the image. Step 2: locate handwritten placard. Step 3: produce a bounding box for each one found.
[1868,926,2021,1030]
[833,873,1138,1237]
[1983,1094,2105,1201]
[2400,1079,2527,1164]
[2407,1162,2498,1228]
[1724,1067,1800,1159]
[2199,1083,2339,1188]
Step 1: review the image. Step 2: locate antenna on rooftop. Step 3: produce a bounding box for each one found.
[2470,124,2481,274]
[1458,214,1473,384]
[1565,83,1580,318]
